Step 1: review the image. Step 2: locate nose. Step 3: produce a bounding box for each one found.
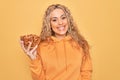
[58,19,63,25]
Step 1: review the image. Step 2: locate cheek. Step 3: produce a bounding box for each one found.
[50,22,57,29]
[63,19,68,25]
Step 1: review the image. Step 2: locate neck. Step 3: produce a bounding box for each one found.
[54,34,66,40]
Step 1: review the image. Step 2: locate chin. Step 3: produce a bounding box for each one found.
[57,31,67,36]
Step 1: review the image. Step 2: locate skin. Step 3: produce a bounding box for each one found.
[20,41,37,60]
[50,8,69,40]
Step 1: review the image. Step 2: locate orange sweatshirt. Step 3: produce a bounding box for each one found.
[30,35,92,80]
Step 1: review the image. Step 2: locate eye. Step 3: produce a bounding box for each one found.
[51,19,57,22]
[52,19,57,22]
[62,16,66,20]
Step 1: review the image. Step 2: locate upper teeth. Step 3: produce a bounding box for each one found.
[58,26,64,31]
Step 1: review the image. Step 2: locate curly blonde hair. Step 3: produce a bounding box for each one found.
[40,4,90,55]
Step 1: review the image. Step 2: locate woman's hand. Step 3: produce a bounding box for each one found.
[20,40,38,60]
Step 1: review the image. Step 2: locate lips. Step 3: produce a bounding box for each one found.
[57,26,65,31]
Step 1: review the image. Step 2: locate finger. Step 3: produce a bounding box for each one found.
[34,50,37,56]
[20,40,27,52]
[27,41,32,51]
[30,45,38,53]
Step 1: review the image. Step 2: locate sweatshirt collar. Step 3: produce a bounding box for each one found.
[50,35,72,42]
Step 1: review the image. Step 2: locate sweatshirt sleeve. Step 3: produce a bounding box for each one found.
[80,53,93,80]
[79,46,92,80]
[29,47,45,80]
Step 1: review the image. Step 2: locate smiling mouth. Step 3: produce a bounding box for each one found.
[57,26,65,31]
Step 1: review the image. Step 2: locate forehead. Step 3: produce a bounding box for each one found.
[50,8,65,17]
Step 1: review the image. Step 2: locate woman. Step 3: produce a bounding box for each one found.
[20,4,92,80]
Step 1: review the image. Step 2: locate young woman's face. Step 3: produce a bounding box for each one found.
[50,8,68,38]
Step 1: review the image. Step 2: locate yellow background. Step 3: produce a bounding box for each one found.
[0,0,120,80]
